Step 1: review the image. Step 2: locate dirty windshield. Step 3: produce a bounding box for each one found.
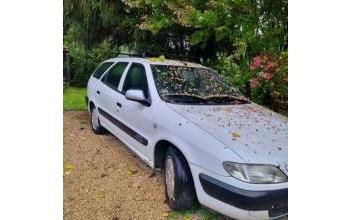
[151,65,249,105]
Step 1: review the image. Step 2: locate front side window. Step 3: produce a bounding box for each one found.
[102,62,128,90]
[93,62,114,79]
[151,65,249,105]
[122,63,149,97]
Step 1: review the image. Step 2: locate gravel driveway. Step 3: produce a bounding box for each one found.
[64,111,170,220]
[63,111,287,220]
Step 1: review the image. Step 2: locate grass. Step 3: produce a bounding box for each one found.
[168,206,220,220]
[63,87,87,110]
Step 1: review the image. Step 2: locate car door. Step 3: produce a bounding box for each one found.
[95,61,130,133]
[117,62,155,161]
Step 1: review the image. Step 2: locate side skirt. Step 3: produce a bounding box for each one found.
[97,107,148,146]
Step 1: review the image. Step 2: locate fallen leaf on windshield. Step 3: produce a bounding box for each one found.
[231,132,241,140]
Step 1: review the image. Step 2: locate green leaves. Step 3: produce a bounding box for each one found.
[63,0,288,113]
[139,15,173,34]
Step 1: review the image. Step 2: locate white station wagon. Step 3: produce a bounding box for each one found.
[86,56,288,220]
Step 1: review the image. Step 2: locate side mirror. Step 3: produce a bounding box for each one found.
[125,89,151,106]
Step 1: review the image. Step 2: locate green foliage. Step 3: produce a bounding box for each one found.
[63,87,87,110]
[64,25,119,86]
[63,0,288,112]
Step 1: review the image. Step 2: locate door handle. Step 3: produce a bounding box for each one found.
[116,102,122,108]
[96,90,100,95]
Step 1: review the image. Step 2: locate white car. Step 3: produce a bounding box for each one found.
[86,56,288,220]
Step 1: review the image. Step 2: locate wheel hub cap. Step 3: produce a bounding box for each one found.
[92,109,99,130]
[165,157,175,200]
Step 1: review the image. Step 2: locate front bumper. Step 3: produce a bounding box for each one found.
[190,163,288,220]
[199,174,288,218]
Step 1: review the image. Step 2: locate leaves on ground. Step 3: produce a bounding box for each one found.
[64,162,74,176]
[127,169,139,175]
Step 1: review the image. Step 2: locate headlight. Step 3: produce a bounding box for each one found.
[223,161,288,184]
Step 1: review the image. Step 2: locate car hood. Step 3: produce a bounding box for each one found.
[168,102,288,174]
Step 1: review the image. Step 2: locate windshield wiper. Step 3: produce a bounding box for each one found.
[205,95,250,104]
[163,94,208,104]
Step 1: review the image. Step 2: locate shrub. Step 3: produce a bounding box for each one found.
[249,51,288,113]
[212,52,251,96]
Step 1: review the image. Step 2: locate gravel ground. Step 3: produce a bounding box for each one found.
[63,110,287,220]
[64,111,170,220]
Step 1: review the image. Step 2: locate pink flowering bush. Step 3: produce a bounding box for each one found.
[249,52,288,113]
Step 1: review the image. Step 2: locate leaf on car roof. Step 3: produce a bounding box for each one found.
[148,55,166,62]
[223,107,232,113]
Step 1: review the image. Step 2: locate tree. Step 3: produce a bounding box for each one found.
[63,0,288,112]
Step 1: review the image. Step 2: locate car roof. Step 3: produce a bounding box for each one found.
[104,57,209,69]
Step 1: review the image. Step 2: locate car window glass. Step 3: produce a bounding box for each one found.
[122,63,149,97]
[93,62,114,79]
[102,62,128,90]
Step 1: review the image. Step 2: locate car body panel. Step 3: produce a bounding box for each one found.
[167,103,288,175]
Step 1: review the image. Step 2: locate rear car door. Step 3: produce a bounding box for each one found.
[87,61,115,109]
[95,62,130,132]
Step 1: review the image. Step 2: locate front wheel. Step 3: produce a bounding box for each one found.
[90,107,106,134]
[164,147,196,210]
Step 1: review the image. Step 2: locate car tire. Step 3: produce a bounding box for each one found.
[90,107,106,134]
[164,147,196,210]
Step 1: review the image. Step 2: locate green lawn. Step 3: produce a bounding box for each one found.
[63,87,87,110]
[168,206,220,220]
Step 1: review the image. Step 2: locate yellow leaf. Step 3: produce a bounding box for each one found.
[64,162,74,172]
[231,132,241,140]
[148,55,166,62]
[162,212,169,217]
[127,169,138,175]
[97,191,105,198]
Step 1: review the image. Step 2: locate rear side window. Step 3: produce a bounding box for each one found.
[122,63,149,97]
[102,62,128,90]
[93,62,114,79]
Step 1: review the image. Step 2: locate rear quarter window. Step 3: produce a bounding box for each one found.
[93,62,114,79]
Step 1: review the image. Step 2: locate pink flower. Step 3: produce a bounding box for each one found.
[264,61,278,72]
[250,77,260,88]
[250,56,261,70]
[262,72,273,80]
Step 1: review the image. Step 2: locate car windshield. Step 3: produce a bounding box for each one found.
[151,65,249,105]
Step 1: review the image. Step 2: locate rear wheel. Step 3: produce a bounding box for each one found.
[164,147,196,210]
[90,107,106,134]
